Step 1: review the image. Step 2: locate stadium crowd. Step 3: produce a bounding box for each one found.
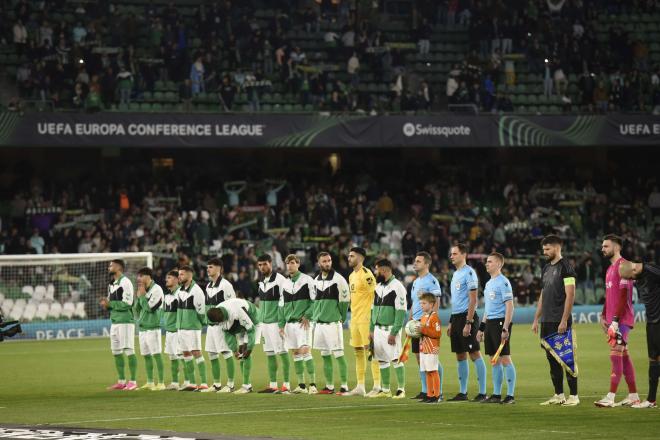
[3,0,660,113]
[2,166,658,307]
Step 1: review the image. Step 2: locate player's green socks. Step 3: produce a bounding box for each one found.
[226,357,235,386]
[380,366,391,392]
[294,355,305,384]
[304,355,316,383]
[394,363,405,389]
[279,353,290,387]
[322,355,334,388]
[127,354,138,381]
[210,357,221,385]
[267,355,278,386]
[196,357,207,384]
[114,354,126,381]
[171,359,180,383]
[241,357,252,386]
[144,355,154,383]
[336,355,348,386]
[154,354,164,384]
[184,358,194,383]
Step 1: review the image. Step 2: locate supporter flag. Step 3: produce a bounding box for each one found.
[398,335,412,363]
[541,329,578,377]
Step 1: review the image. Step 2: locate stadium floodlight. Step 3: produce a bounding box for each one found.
[0,253,152,339]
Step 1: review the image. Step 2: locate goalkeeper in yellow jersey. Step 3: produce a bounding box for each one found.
[343,247,381,397]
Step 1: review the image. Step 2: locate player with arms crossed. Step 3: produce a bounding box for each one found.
[204,257,237,393]
[448,244,487,402]
[135,267,165,391]
[163,269,183,390]
[369,258,407,398]
[595,234,640,407]
[312,252,350,394]
[620,259,660,408]
[101,259,138,391]
[208,297,260,394]
[177,265,208,391]
[409,251,443,400]
[344,247,381,397]
[282,254,317,394]
[477,253,517,404]
[532,235,579,406]
[256,254,291,393]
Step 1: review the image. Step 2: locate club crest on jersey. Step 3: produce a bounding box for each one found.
[366,277,373,285]
[455,282,461,290]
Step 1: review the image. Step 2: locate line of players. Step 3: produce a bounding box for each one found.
[100,234,660,408]
[101,245,518,404]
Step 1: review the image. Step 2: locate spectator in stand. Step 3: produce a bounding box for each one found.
[13,19,28,55]
[116,66,133,105]
[190,55,205,95]
[417,18,431,55]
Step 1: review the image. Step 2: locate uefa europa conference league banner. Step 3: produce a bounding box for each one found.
[0,112,659,148]
[15,305,648,340]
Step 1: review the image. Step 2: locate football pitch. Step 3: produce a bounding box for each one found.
[1,324,658,439]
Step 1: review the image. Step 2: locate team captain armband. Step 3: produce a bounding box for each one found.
[563,277,576,286]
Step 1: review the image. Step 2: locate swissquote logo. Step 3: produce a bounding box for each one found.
[402,122,471,137]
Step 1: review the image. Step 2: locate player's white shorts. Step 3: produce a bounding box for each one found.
[419,353,439,372]
[261,322,286,354]
[110,323,135,352]
[284,322,312,350]
[164,331,181,357]
[373,326,402,363]
[178,329,202,352]
[139,329,162,355]
[205,325,231,354]
[313,322,344,351]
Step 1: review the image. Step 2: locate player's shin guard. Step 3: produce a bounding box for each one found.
[322,355,334,388]
[144,355,154,383]
[196,356,207,385]
[294,355,305,384]
[457,359,469,394]
[279,352,290,387]
[355,348,367,386]
[394,362,405,390]
[649,361,660,402]
[209,355,221,385]
[474,357,487,395]
[492,362,503,396]
[225,355,235,386]
[504,362,516,396]
[127,353,138,381]
[379,362,391,392]
[371,359,381,389]
[241,356,252,387]
[154,354,164,384]
[304,354,316,383]
[170,358,181,383]
[267,354,278,387]
[622,352,637,393]
[114,354,126,381]
[336,354,348,386]
[610,351,624,393]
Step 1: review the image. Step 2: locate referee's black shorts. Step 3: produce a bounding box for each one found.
[647,321,660,359]
[484,319,512,356]
[412,337,420,354]
[450,312,481,353]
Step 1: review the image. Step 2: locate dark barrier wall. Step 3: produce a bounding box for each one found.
[1,112,658,148]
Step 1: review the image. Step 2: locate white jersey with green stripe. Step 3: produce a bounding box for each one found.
[107,275,135,324]
[176,281,206,330]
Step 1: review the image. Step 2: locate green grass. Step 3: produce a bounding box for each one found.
[1,324,658,439]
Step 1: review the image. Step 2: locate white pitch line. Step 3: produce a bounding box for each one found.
[45,403,418,425]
